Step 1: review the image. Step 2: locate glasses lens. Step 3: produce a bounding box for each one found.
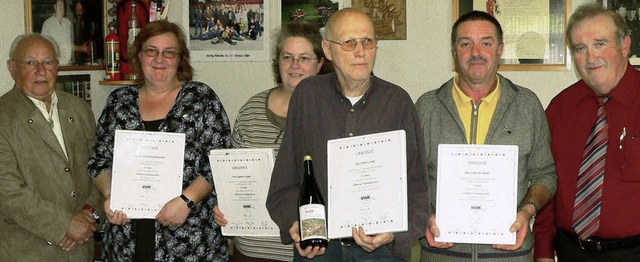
[23,59,58,70]
[280,55,292,63]
[363,38,376,49]
[342,39,357,51]
[144,49,159,57]
[42,60,58,70]
[162,50,179,58]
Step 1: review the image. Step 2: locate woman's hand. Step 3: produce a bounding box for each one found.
[104,196,131,225]
[213,205,228,226]
[156,197,191,227]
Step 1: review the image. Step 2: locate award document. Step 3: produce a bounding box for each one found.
[208,148,279,237]
[110,130,185,219]
[327,130,408,239]
[435,144,518,245]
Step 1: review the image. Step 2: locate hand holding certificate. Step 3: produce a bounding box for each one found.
[435,144,518,245]
[208,149,279,237]
[110,130,185,219]
[327,130,408,239]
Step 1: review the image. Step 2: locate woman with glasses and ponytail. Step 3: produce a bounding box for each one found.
[88,20,231,262]
[212,19,332,262]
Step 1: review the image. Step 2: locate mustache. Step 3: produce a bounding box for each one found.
[467,55,487,64]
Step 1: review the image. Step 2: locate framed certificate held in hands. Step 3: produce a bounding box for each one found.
[110,130,185,219]
[327,130,408,239]
[435,144,518,245]
[208,148,279,237]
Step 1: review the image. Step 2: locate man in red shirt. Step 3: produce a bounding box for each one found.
[533,3,640,261]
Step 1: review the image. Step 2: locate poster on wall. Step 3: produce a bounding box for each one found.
[351,0,406,40]
[185,0,270,62]
[281,0,339,28]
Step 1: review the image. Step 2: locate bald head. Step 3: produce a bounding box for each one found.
[323,8,374,39]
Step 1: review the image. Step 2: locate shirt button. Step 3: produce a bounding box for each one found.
[348,133,353,136]
[46,241,53,246]
[64,167,70,172]
[350,109,355,113]
[28,119,34,123]
[68,117,74,123]
[71,191,77,197]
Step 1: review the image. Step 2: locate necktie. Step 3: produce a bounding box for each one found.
[572,96,609,240]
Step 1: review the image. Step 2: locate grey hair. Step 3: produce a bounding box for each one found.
[9,33,61,60]
[566,3,629,48]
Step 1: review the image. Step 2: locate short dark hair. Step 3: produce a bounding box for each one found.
[566,3,629,49]
[451,10,503,47]
[129,20,193,81]
[271,20,332,84]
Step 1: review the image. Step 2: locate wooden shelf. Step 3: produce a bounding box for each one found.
[99,80,144,86]
[59,65,105,71]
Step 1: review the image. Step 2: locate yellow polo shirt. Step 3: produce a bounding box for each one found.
[452,76,501,144]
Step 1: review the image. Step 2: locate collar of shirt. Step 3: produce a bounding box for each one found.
[606,63,640,109]
[27,91,68,159]
[452,75,502,144]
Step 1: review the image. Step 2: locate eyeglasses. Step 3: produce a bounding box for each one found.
[280,54,318,65]
[142,48,180,58]
[18,59,59,71]
[325,37,377,51]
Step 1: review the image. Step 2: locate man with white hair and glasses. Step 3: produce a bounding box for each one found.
[266,7,429,262]
[0,34,99,261]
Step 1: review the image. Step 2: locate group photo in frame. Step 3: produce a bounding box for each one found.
[25,0,105,68]
[602,0,640,66]
[454,0,570,71]
[186,0,270,62]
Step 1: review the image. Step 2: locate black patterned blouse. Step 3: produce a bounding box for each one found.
[88,81,231,261]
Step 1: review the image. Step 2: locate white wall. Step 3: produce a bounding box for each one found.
[1,0,593,124]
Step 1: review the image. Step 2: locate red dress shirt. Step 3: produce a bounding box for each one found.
[534,64,640,259]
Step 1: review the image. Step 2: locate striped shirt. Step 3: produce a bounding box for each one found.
[231,87,293,261]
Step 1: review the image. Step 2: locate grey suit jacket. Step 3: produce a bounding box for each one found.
[0,86,99,261]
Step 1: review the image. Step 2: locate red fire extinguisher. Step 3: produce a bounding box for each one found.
[105,27,121,81]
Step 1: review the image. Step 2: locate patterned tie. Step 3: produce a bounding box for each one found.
[572,96,609,240]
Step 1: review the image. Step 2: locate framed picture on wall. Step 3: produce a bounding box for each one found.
[454,0,571,71]
[602,0,640,66]
[25,0,105,69]
[351,0,406,40]
[281,0,339,29]
[185,0,270,62]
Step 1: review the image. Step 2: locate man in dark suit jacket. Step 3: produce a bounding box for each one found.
[0,34,100,261]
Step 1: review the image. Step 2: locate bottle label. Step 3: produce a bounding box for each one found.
[128,28,140,48]
[299,204,327,241]
[106,40,120,79]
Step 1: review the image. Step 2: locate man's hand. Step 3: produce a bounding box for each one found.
[156,196,190,227]
[425,214,453,249]
[289,221,326,259]
[213,205,227,226]
[352,226,394,252]
[493,210,530,251]
[60,212,96,251]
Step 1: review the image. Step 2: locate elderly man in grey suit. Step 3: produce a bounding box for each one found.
[0,34,100,261]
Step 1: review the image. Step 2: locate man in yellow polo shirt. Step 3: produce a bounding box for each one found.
[414,10,557,261]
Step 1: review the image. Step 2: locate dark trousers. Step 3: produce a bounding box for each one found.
[293,241,402,262]
[556,230,640,262]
